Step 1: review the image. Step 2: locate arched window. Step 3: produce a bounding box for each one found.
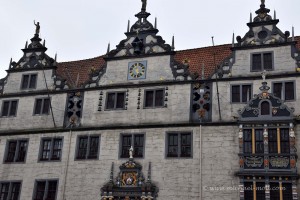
[261,101,270,115]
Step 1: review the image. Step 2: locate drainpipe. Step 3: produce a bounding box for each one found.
[62,129,73,200]
[199,124,202,199]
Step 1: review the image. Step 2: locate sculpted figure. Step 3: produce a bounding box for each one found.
[129,146,134,159]
[141,0,147,11]
[34,20,40,35]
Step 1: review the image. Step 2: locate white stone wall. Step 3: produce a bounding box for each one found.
[82,84,191,126]
[0,125,239,200]
[99,55,174,85]
[3,69,55,94]
[0,93,66,130]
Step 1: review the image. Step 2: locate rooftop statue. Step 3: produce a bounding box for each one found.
[34,20,40,35]
[141,0,147,11]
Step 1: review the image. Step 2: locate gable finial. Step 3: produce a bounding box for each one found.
[171,35,175,51]
[25,41,28,49]
[154,17,157,29]
[43,39,46,47]
[141,0,147,12]
[232,32,235,47]
[107,42,110,54]
[9,58,12,69]
[55,53,57,62]
[33,20,40,35]
[261,0,265,5]
[127,20,130,32]
[274,10,276,19]
[292,26,295,41]
[250,12,252,22]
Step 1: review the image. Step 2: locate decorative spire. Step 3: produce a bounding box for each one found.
[254,0,271,22]
[250,12,252,23]
[147,162,151,182]
[261,0,265,6]
[107,42,110,54]
[232,32,235,47]
[274,10,276,20]
[154,17,157,29]
[25,41,28,49]
[9,58,12,69]
[127,20,130,32]
[141,0,147,12]
[55,53,57,62]
[292,26,295,41]
[43,39,46,47]
[171,35,175,51]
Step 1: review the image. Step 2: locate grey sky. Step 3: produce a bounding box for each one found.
[0,0,299,78]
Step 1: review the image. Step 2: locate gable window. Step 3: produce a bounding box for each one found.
[21,74,37,89]
[231,85,251,103]
[120,134,144,158]
[260,101,270,115]
[34,180,58,200]
[106,92,125,110]
[144,89,164,108]
[1,100,18,117]
[39,138,63,161]
[251,52,273,71]
[34,98,50,115]
[76,135,100,160]
[4,140,28,163]
[166,132,192,158]
[0,181,21,200]
[273,81,295,101]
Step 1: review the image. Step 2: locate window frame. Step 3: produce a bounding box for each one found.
[1,100,19,117]
[250,51,274,72]
[20,73,37,90]
[4,139,29,163]
[105,91,126,110]
[0,181,22,200]
[33,98,51,115]
[165,132,193,158]
[32,179,58,200]
[75,135,100,160]
[119,133,145,159]
[230,84,252,103]
[143,88,165,108]
[38,137,63,162]
[272,81,296,101]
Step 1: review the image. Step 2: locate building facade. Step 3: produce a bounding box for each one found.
[0,1,299,199]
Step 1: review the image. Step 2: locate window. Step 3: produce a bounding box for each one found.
[4,140,28,163]
[0,182,21,200]
[33,180,58,200]
[120,134,144,158]
[1,100,18,117]
[144,89,164,108]
[273,81,295,101]
[106,92,125,110]
[243,129,264,154]
[39,138,63,161]
[231,85,251,103]
[260,101,270,115]
[251,52,273,71]
[21,74,37,89]
[76,136,100,160]
[268,128,289,154]
[166,132,192,158]
[34,98,50,115]
[255,129,264,153]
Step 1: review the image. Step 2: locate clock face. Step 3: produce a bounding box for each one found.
[128,61,147,80]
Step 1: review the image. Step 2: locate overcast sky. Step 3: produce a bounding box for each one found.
[0,0,299,78]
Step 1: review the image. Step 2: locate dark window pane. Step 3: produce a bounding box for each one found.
[282,183,293,200]
[232,85,240,102]
[6,141,17,162]
[77,137,88,159]
[268,129,278,153]
[41,140,51,160]
[167,134,178,157]
[35,99,43,115]
[154,90,164,107]
[52,139,62,160]
[256,182,266,200]
[29,74,37,89]
[255,129,264,153]
[261,101,270,115]
[243,130,252,153]
[42,99,50,114]
[35,181,46,200]
[252,54,262,71]
[21,75,29,89]
[116,93,125,109]
[121,135,131,158]
[270,183,280,200]
[181,133,191,157]
[46,181,58,200]
[263,53,272,70]
[0,183,9,200]
[9,101,18,116]
[133,135,144,157]
[273,83,282,99]
[285,82,294,100]
[16,141,27,162]
[106,93,115,109]
[145,91,154,107]
[2,101,9,116]
[280,129,290,153]
[242,85,251,102]
[10,182,21,200]
[88,137,99,158]
[244,182,254,200]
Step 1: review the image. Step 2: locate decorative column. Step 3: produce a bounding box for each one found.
[239,178,245,200]
[292,178,298,200]
[238,125,244,169]
[265,177,270,200]
[263,124,269,170]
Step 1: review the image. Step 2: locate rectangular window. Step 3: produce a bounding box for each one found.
[243,130,252,153]
[256,182,266,200]
[270,183,280,200]
[231,85,251,103]
[280,128,289,153]
[21,74,37,89]
[34,98,50,115]
[144,89,164,108]
[255,129,264,154]
[39,138,63,161]
[34,180,58,200]
[244,182,265,200]
[0,182,21,200]
[244,182,254,200]
[120,134,144,158]
[167,132,192,158]
[1,100,18,117]
[76,136,100,160]
[105,92,125,110]
[243,129,264,154]
[282,183,293,199]
[4,140,28,163]
[268,128,290,154]
[268,129,277,153]
[272,81,295,101]
[251,52,273,71]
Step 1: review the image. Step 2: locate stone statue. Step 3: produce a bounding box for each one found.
[261,0,265,5]
[261,70,266,81]
[34,20,40,35]
[129,146,133,159]
[141,0,147,11]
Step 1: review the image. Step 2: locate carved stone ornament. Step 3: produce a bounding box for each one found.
[270,156,289,168]
[245,156,264,168]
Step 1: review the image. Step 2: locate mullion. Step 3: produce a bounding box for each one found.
[13,142,20,162]
[49,139,54,160]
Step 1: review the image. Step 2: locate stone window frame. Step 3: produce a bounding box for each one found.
[119,133,145,159]
[38,137,64,162]
[230,84,252,103]
[33,97,51,115]
[165,131,193,158]
[0,181,22,200]
[74,135,101,160]
[1,99,19,117]
[250,51,274,72]
[3,139,29,164]
[32,179,59,200]
[105,91,126,110]
[272,80,296,101]
[143,88,165,108]
[20,73,37,90]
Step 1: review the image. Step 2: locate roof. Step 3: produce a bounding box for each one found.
[56,36,300,87]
